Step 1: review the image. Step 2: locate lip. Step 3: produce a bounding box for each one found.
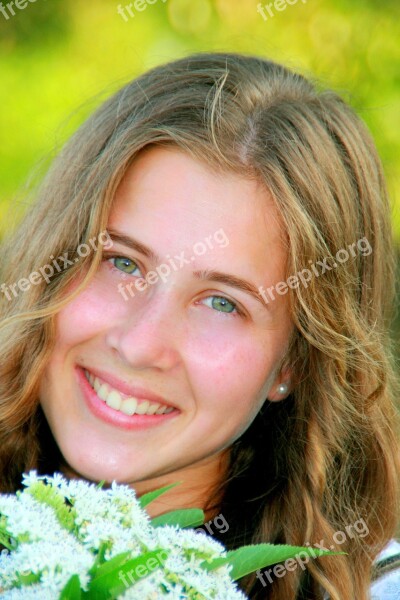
[76,366,179,431]
[80,365,175,408]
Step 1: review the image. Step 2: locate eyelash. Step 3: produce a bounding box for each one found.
[106,254,142,277]
[103,253,244,318]
[199,296,242,317]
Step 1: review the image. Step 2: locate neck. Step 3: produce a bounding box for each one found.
[133,449,231,521]
[60,448,231,521]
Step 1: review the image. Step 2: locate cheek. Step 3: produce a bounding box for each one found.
[186,340,270,446]
[187,331,274,416]
[54,279,123,346]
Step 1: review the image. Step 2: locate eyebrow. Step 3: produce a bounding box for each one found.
[108,230,160,263]
[193,269,270,309]
[107,229,271,310]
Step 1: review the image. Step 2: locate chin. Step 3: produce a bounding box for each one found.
[58,443,133,484]
[67,448,172,487]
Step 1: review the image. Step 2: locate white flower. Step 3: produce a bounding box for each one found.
[42,471,68,490]
[0,493,65,542]
[119,526,247,599]
[0,585,55,599]
[0,472,249,599]
[0,536,93,593]
[21,470,47,488]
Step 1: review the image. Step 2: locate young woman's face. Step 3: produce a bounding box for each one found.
[39,146,294,485]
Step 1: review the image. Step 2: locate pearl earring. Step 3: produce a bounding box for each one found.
[277,383,288,395]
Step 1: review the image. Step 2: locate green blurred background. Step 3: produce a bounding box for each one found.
[0,0,399,355]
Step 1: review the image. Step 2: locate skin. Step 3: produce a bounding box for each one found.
[39,146,294,517]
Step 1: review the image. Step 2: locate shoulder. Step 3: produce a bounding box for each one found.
[370,538,400,600]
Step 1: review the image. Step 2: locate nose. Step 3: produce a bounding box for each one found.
[105,291,182,372]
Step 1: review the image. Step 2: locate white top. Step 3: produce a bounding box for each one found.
[370,539,400,600]
[322,539,400,600]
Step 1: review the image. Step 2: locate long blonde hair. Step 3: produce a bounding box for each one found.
[1,52,399,599]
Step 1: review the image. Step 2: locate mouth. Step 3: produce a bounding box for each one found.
[84,369,175,416]
[77,367,179,430]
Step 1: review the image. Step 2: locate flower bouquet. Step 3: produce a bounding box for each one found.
[0,472,342,599]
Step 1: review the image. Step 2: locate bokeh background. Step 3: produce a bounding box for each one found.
[0,0,399,355]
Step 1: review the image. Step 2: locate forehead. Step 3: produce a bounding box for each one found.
[109,146,288,282]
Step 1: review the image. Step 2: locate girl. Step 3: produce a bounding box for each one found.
[0,52,399,599]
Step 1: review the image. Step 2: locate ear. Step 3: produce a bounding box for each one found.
[267,364,293,402]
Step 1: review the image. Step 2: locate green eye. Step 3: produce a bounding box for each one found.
[203,295,237,314]
[110,256,141,276]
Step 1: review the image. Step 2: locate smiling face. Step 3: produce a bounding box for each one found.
[39,146,294,492]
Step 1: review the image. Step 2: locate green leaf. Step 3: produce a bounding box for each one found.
[60,574,82,599]
[96,480,106,490]
[15,571,41,587]
[201,543,347,581]
[138,482,181,508]
[0,515,16,550]
[151,508,204,529]
[0,531,14,550]
[26,481,75,532]
[90,551,131,581]
[86,549,169,599]
[88,542,112,578]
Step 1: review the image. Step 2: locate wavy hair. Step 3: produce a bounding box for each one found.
[1,52,399,599]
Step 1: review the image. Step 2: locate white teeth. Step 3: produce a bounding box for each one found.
[98,384,109,402]
[106,391,122,410]
[120,399,138,416]
[85,370,174,416]
[135,400,150,414]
